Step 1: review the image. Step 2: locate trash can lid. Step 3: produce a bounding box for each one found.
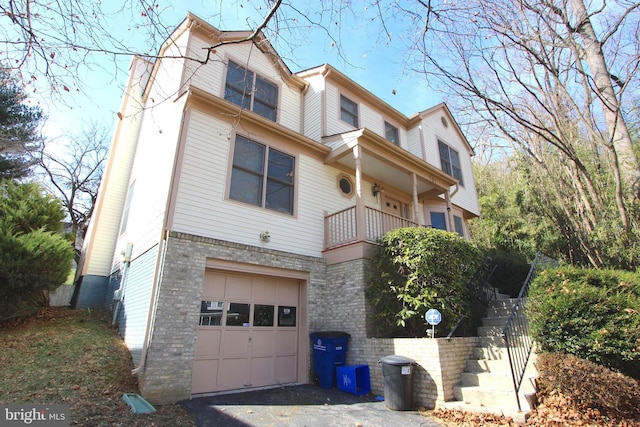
[310,331,351,338]
[378,355,416,365]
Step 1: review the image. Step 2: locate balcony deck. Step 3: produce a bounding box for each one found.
[324,206,418,250]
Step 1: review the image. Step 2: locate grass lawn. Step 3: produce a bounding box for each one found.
[0,307,195,426]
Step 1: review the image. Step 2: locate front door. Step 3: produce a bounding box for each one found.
[382,194,408,219]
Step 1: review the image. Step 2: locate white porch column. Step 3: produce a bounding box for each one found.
[353,145,366,241]
[411,173,423,225]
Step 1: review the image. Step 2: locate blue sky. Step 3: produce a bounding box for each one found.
[33,1,444,141]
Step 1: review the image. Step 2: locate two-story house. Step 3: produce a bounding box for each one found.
[74,13,479,404]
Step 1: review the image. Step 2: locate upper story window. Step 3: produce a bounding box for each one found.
[438,140,464,186]
[340,95,358,127]
[453,215,464,237]
[224,61,278,121]
[385,122,399,145]
[229,135,295,215]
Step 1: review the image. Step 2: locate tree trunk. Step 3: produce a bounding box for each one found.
[568,0,640,203]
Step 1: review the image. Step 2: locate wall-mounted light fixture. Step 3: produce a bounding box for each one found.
[260,231,271,243]
[372,183,381,197]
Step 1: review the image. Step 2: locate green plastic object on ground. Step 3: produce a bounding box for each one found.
[122,393,156,414]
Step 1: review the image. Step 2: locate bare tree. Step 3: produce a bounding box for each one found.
[35,123,109,260]
[407,0,640,200]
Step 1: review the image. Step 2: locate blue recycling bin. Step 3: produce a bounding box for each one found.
[310,331,350,389]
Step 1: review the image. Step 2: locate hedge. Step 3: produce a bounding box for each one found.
[366,227,483,337]
[528,266,640,379]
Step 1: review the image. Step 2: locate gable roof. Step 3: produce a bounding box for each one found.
[183,12,307,91]
[411,103,474,155]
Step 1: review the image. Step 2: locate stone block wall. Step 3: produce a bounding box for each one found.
[360,337,478,409]
[318,258,372,365]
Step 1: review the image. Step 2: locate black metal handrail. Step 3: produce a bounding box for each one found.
[501,252,557,411]
[447,261,498,339]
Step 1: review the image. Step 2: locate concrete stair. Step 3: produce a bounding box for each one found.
[442,293,538,423]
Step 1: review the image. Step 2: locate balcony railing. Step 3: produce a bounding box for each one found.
[324,206,418,249]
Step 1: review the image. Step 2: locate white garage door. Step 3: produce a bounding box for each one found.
[191,271,300,394]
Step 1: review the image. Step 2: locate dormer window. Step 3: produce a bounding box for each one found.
[224,61,278,121]
[340,95,358,127]
[385,122,399,145]
[438,140,464,186]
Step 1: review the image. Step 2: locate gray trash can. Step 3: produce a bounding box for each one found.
[378,355,416,410]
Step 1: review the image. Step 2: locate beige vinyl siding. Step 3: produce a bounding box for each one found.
[184,34,225,97]
[407,126,423,160]
[421,114,479,216]
[186,35,302,133]
[324,82,408,149]
[151,31,191,102]
[360,103,382,135]
[325,84,357,135]
[302,74,324,141]
[172,109,366,257]
[82,58,151,277]
[113,93,187,265]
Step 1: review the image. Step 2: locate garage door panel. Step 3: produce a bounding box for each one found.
[275,329,298,356]
[191,359,219,394]
[250,357,275,386]
[222,330,250,357]
[252,277,277,301]
[277,281,299,305]
[226,275,252,299]
[203,272,226,299]
[220,358,250,389]
[251,329,276,356]
[276,355,297,383]
[195,329,222,358]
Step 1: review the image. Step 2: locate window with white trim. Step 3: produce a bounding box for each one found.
[224,61,278,121]
[340,95,358,127]
[229,135,295,215]
[438,140,464,186]
[385,121,399,145]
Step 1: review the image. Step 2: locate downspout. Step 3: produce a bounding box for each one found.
[112,242,133,325]
[300,80,309,136]
[321,66,331,138]
[445,184,459,232]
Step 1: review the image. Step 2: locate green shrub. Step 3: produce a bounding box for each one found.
[528,266,640,379]
[0,180,73,320]
[366,227,483,337]
[536,352,640,421]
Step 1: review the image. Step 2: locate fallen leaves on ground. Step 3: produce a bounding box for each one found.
[0,307,195,427]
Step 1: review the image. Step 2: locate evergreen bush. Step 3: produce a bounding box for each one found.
[528,266,640,379]
[366,227,483,337]
[0,180,74,320]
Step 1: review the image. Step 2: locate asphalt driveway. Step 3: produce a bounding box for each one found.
[180,384,444,427]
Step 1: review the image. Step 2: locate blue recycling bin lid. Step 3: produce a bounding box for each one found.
[378,355,416,365]
[310,331,350,339]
